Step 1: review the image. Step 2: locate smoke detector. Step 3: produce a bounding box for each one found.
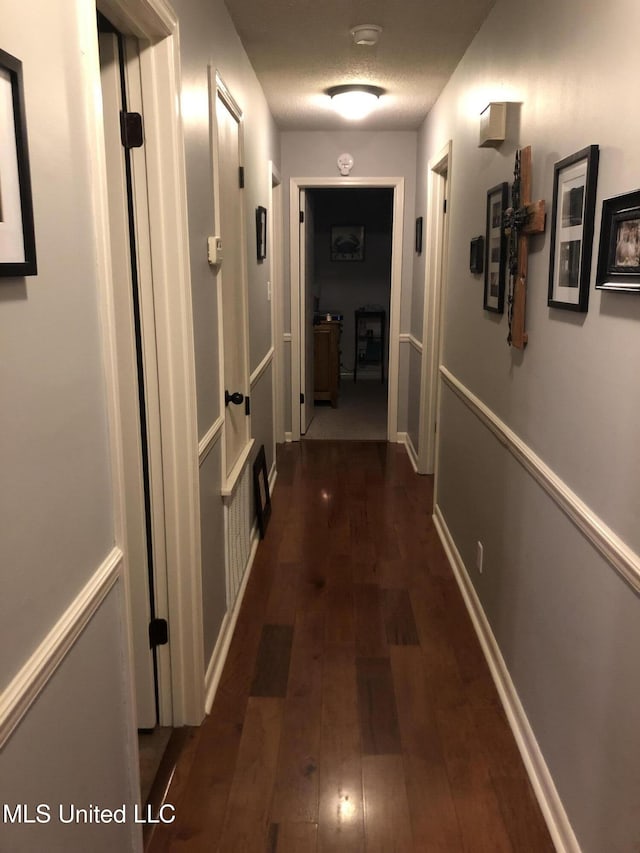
[350,24,382,46]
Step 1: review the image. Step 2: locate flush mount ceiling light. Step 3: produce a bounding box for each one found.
[327,84,384,120]
[350,24,382,46]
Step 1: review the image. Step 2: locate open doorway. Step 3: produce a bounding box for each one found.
[303,188,392,440]
[290,177,404,443]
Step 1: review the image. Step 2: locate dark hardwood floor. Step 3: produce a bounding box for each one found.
[147,441,554,852]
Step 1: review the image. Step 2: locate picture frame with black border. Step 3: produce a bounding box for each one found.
[415,216,423,254]
[253,444,271,539]
[330,225,365,261]
[596,189,640,292]
[0,48,37,277]
[483,183,508,313]
[548,145,599,311]
[256,205,267,261]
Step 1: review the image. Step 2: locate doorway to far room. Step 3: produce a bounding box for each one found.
[302,187,393,440]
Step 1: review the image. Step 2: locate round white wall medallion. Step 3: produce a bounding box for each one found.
[337,153,354,176]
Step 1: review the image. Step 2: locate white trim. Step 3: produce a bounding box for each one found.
[284,431,293,443]
[269,164,284,449]
[0,549,122,749]
[250,346,275,387]
[221,438,256,498]
[198,416,225,464]
[419,141,451,477]
[289,177,404,443]
[397,431,419,472]
[400,332,423,353]
[205,525,259,713]
[97,0,205,726]
[433,506,580,853]
[440,365,640,593]
[283,332,292,342]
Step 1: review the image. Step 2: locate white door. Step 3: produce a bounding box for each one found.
[99,30,158,728]
[299,190,315,433]
[214,81,250,477]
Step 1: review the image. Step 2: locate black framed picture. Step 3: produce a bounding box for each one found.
[483,183,508,312]
[470,236,484,274]
[0,48,37,277]
[253,444,271,539]
[256,205,267,261]
[330,225,364,261]
[548,145,599,311]
[596,189,640,292]
[415,216,423,254]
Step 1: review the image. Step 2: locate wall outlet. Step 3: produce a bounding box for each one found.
[476,541,484,573]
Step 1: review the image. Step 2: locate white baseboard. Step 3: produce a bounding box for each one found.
[204,525,259,714]
[397,431,419,472]
[433,505,580,853]
[284,431,293,443]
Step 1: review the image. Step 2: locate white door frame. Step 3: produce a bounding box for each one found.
[95,0,204,726]
[289,177,405,442]
[418,141,452,477]
[269,163,284,452]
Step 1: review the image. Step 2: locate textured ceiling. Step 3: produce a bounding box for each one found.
[223,0,497,130]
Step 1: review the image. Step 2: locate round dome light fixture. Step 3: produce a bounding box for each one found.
[350,24,382,46]
[327,84,385,120]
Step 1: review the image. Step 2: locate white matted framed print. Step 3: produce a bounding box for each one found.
[0,48,37,277]
[483,182,508,313]
[548,145,599,311]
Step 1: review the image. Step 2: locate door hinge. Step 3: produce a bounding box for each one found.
[149,618,168,648]
[239,166,245,188]
[300,392,305,404]
[120,111,144,149]
[245,396,251,416]
[299,210,304,224]
[443,198,447,213]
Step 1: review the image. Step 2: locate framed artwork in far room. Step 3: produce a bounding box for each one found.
[0,48,37,277]
[483,182,508,313]
[596,189,640,292]
[548,145,599,311]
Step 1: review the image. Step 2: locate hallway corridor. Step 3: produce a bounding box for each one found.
[147,442,553,852]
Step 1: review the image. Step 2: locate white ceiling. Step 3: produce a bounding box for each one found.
[223,0,497,130]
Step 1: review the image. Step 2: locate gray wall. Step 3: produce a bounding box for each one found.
[280,130,417,432]
[417,0,640,849]
[1,1,137,849]
[171,0,280,662]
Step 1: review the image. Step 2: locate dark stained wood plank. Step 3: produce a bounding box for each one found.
[270,696,321,823]
[361,755,414,853]
[435,704,513,853]
[324,580,354,645]
[318,645,364,853]
[275,821,318,852]
[250,624,294,697]
[389,646,461,850]
[353,584,387,658]
[381,588,419,645]
[473,706,555,851]
[287,606,324,701]
[217,697,283,852]
[264,561,301,626]
[356,657,402,755]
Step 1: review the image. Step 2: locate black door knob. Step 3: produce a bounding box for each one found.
[225,390,244,407]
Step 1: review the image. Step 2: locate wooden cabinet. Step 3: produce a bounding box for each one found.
[314,320,341,407]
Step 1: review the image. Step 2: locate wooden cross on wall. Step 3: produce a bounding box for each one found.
[503,146,546,349]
